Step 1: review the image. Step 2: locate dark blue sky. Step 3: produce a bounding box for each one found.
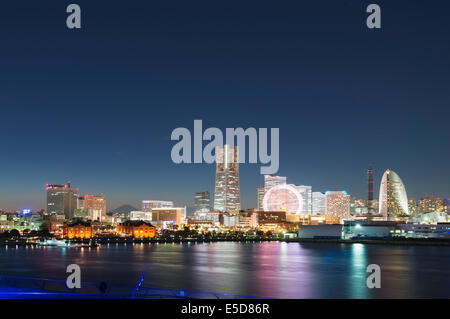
[0,1,449,212]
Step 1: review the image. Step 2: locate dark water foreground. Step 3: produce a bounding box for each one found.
[1,242,450,298]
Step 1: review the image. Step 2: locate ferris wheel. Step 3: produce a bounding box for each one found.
[262,184,304,215]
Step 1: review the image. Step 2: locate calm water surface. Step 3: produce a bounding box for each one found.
[1,242,450,298]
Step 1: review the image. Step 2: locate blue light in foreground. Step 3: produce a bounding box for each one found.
[21,209,32,216]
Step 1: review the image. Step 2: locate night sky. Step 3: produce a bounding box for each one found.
[0,1,449,212]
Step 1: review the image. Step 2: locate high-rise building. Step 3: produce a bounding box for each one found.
[367,165,376,218]
[142,200,174,212]
[214,145,240,212]
[195,191,210,213]
[264,175,287,190]
[326,191,350,220]
[379,169,409,220]
[257,187,265,211]
[83,195,106,222]
[312,192,327,215]
[295,185,312,215]
[46,182,78,220]
[418,196,445,214]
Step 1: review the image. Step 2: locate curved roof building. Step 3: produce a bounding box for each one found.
[379,169,409,220]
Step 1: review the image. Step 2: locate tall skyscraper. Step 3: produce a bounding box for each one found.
[195,191,210,213]
[257,187,265,211]
[367,165,375,219]
[312,192,327,215]
[46,182,78,220]
[214,145,240,212]
[379,169,409,220]
[326,190,350,220]
[264,175,287,190]
[83,195,106,222]
[295,185,312,215]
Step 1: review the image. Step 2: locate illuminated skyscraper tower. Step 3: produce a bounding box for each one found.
[367,165,375,220]
[214,145,240,212]
[195,191,210,213]
[379,169,409,220]
[46,182,78,219]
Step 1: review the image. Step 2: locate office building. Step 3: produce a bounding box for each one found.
[151,207,187,228]
[83,195,106,222]
[46,182,78,220]
[326,191,351,220]
[142,200,174,212]
[214,145,240,212]
[312,192,327,215]
[195,191,210,213]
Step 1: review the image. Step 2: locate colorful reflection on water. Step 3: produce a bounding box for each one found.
[1,242,450,298]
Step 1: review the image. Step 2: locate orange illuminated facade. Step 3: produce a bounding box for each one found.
[117,220,156,238]
[63,221,93,239]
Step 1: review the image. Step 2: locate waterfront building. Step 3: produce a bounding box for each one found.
[257,211,286,224]
[186,217,216,227]
[312,192,327,215]
[343,221,398,239]
[399,223,450,239]
[142,200,174,212]
[379,169,409,220]
[326,191,351,220]
[151,207,186,229]
[63,220,92,239]
[214,145,241,212]
[116,220,156,238]
[310,215,341,225]
[46,182,78,219]
[418,196,445,214]
[298,224,343,239]
[130,211,153,222]
[222,213,238,227]
[414,211,450,224]
[195,191,210,213]
[238,211,258,228]
[193,211,221,223]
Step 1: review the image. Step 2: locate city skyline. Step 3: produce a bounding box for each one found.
[0,1,450,211]
[0,163,448,214]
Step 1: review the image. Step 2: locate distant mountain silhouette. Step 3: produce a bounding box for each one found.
[107,204,138,216]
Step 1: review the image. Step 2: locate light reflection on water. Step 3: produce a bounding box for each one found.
[1,242,450,298]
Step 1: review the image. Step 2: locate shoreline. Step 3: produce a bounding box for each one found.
[2,237,450,247]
